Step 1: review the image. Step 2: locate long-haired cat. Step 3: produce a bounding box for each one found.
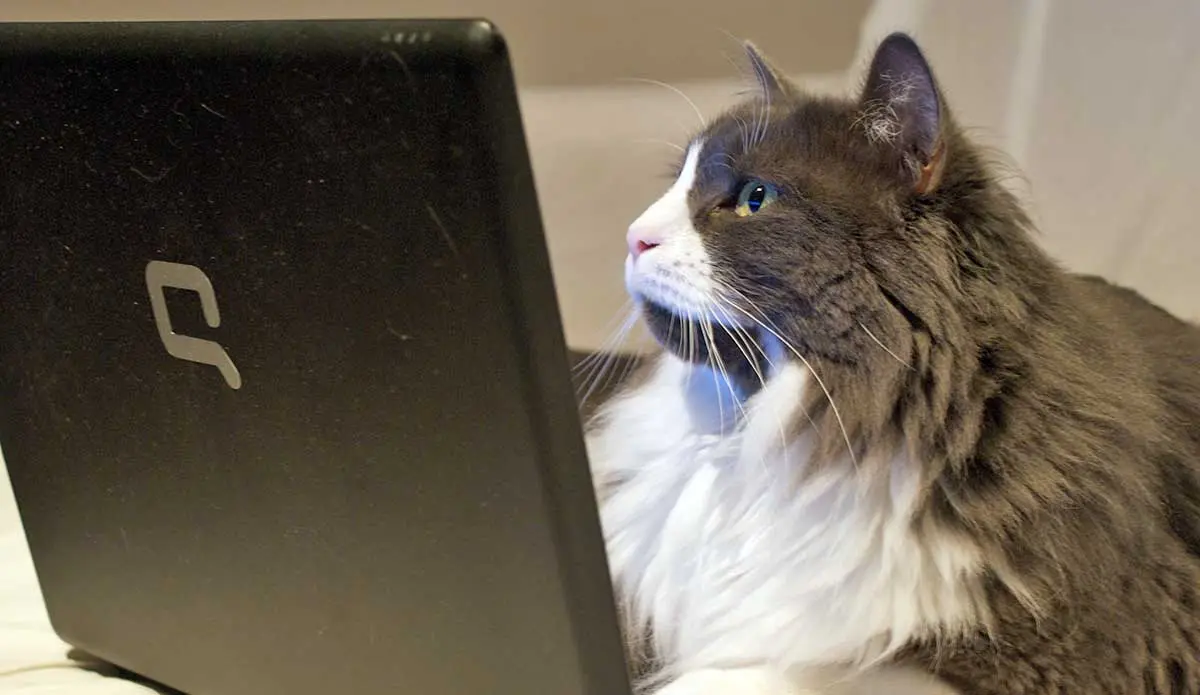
[584,32,1200,695]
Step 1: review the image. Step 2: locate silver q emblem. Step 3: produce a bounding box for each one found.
[145,260,242,389]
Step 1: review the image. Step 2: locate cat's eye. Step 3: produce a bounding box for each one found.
[734,181,779,217]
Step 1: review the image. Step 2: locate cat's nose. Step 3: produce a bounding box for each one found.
[627,225,662,260]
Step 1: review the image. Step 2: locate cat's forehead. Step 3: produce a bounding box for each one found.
[677,96,868,196]
[700,104,770,159]
[694,100,808,175]
[672,107,785,196]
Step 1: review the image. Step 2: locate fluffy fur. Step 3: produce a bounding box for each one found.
[590,356,984,692]
[584,32,1200,695]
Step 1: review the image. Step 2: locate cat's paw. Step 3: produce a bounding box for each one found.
[654,668,809,695]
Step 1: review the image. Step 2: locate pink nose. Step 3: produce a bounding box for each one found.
[627,227,662,259]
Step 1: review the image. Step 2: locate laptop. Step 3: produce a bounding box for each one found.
[0,19,632,695]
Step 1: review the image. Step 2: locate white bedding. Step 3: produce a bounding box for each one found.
[0,451,154,694]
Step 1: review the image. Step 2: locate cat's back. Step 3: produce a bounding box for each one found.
[1074,274,1200,395]
[1074,274,1200,554]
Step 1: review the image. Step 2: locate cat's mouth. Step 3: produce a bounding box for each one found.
[638,297,770,390]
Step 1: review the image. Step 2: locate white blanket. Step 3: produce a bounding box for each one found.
[0,451,153,694]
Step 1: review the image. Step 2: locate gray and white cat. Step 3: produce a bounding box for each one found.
[585,32,1200,695]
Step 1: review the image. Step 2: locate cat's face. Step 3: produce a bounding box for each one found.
[625,35,948,386]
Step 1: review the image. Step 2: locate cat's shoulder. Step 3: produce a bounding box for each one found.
[1073,273,1198,330]
[1071,274,1200,362]
[1069,273,1200,425]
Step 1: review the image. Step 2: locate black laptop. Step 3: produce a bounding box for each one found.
[0,19,631,695]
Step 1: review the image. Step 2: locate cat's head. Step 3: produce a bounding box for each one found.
[624,33,1030,417]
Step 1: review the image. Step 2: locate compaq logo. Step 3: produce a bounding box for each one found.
[145,261,242,390]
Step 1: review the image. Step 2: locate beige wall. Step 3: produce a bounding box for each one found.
[1,0,868,86]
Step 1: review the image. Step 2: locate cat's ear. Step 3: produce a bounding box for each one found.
[744,41,794,99]
[858,33,946,194]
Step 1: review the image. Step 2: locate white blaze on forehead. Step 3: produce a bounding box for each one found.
[628,139,703,238]
[626,139,718,317]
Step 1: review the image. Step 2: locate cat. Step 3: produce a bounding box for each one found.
[583,32,1200,695]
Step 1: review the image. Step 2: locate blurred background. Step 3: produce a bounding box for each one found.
[4,0,1199,353]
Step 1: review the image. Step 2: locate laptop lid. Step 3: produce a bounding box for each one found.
[0,19,629,695]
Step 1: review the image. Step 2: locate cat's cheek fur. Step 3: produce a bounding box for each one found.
[625,140,720,318]
[587,355,985,685]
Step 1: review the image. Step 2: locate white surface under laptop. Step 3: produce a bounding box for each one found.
[0,446,155,694]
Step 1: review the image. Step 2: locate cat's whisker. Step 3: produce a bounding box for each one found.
[753,58,775,148]
[755,94,772,148]
[577,306,641,409]
[631,137,686,154]
[745,58,768,147]
[664,307,677,353]
[756,99,767,148]
[713,315,782,482]
[578,349,621,410]
[711,295,795,475]
[618,77,706,131]
[707,304,777,479]
[709,278,772,370]
[574,332,625,396]
[703,305,751,427]
[750,99,762,149]
[857,320,912,370]
[745,80,760,145]
[697,312,729,433]
[578,347,632,411]
[691,312,700,362]
[710,302,768,390]
[733,113,751,155]
[609,346,643,401]
[700,151,736,175]
[706,151,740,175]
[758,96,768,147]
[685,315,698,390]
[719,288,859,468]
[573,302,637,382]
[572,300,635,375]
[761,61,775,144]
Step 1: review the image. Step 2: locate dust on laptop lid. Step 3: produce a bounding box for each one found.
[0,19,629,695]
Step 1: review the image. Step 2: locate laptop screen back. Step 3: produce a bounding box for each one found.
[0,20,628,695]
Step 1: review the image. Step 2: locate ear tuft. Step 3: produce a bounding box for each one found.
[859,32,946,193]
[744,41,793,99]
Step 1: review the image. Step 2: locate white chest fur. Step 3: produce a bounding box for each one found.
[587,356,983,679]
